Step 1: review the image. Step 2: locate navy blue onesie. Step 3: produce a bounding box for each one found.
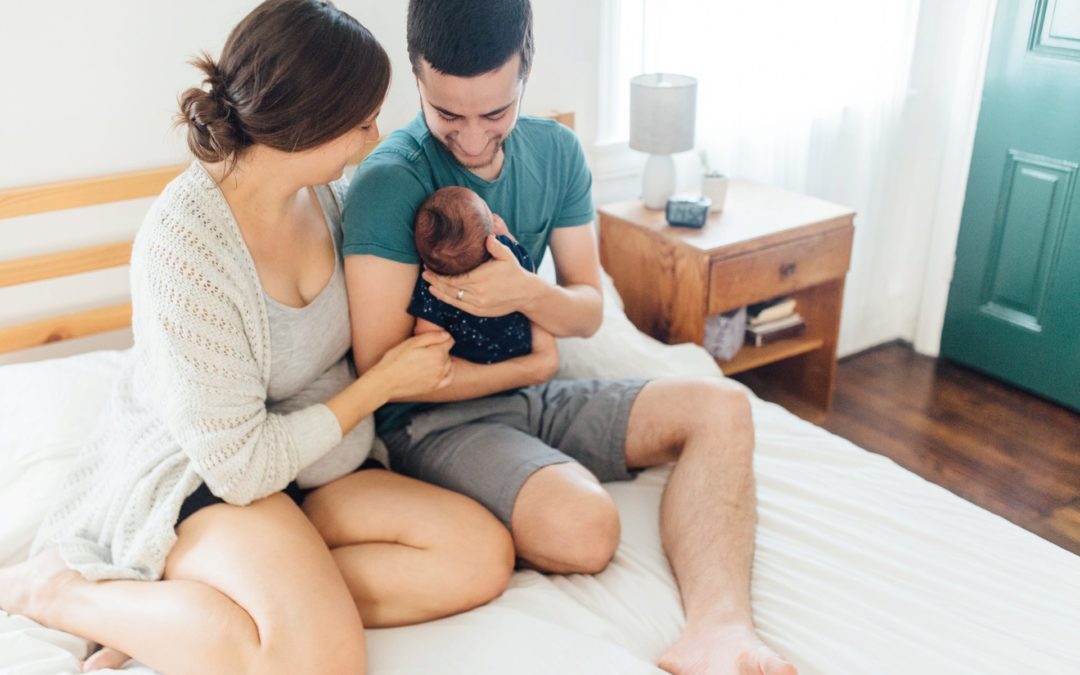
[407,234,534,364]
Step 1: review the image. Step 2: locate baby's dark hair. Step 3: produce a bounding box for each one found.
[414,187,494,276]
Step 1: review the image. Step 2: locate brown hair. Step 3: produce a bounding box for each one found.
[407,0,533,79]
[414,187,494,276]
[177,0,390,166]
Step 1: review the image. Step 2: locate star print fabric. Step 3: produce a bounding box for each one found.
[407,234,534,364]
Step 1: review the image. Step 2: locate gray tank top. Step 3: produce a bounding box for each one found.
[264,184,351,403]
[261,183,375,488]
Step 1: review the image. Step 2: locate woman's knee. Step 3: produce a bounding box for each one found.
[440,501,516,610]
[166,494,367,674]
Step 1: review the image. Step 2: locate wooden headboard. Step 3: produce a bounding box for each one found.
[0,111,575,356]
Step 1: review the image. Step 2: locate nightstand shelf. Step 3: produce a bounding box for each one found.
[598,182,855,420]
[719,336,824,376]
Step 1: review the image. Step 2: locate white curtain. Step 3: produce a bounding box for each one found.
[600,0,996,356]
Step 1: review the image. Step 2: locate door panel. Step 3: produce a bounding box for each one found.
[941,0,1080,411]
[1031,0,1080,58]
[982,150,1075,330]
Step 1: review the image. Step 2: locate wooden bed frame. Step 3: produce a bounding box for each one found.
[0,112,575,356]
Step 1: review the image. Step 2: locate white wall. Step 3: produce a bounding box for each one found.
[0,0,991,365]
[0,0,602,188]
[0,0,604,364]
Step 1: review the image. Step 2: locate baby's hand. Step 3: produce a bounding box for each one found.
[491,213,517,242]
[413,317,445,336]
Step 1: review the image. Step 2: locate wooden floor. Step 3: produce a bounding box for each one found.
[819,341,1080,555]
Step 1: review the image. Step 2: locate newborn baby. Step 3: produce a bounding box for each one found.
[409,186,534,364]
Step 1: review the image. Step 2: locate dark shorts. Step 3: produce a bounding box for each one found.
[176,457,386,526]
[381,378,648,528]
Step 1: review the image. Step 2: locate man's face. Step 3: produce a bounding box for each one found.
[416,54,526,172]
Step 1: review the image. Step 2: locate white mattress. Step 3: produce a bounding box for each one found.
[3,279,1079,674]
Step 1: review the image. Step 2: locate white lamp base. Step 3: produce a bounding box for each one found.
[642,153,675,210]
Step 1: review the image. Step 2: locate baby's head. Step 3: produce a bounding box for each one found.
[414,186,494,276]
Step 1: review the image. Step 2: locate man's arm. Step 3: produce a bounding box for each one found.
[421,223,603,338]
[345,254,558,403]
[523,222,603,337]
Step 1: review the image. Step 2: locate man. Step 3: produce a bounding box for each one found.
[342,1,796,673]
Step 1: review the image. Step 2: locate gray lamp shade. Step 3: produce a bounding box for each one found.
[629,73,697,155]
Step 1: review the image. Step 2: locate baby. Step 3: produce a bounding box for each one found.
[409,186,534,364]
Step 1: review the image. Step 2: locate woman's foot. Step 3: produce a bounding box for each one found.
[83,646,132,672]
[0,547,81,623]
[659,623,797,675]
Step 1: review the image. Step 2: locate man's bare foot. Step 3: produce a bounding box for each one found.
[83,646,132,672]
[659,623,797,675]
[0,547,81,623]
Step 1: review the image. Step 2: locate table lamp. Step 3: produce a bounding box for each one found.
[629,73,697,209]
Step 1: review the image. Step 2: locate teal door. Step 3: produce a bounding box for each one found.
[941,0,1080,411]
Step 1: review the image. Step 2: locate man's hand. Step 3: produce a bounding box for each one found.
[422,234,545,317]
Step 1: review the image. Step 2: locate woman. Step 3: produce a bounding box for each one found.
[0,1,522,672]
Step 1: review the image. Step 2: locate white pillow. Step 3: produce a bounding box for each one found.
[0,350,125,565]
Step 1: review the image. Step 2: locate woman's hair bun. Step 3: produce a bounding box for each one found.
[177,53,248,163]
[176,0,391,169]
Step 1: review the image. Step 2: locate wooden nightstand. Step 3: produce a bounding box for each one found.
[598,181,854,422]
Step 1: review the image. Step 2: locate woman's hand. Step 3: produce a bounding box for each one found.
[368,330,455,401]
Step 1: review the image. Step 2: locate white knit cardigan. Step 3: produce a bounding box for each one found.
[32,162,345,581]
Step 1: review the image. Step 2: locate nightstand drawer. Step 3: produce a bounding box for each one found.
[707,227,852,314]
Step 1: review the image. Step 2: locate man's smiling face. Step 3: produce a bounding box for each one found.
[416,54,526,173]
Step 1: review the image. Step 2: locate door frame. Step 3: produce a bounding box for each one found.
[913,0,999,355]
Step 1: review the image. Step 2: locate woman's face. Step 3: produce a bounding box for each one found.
[296,108,382,184]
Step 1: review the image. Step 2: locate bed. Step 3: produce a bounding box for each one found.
[2,148,1079,675]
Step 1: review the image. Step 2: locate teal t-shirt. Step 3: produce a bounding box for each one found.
[343,113,595,435]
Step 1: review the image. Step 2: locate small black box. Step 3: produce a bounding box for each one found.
[665,196,711,228]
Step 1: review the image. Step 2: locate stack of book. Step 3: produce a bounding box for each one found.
[745,297,805,347]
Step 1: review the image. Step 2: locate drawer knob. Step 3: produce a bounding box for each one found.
[780,262,798,278]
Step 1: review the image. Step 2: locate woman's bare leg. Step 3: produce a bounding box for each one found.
[0,493,365,675]
[303,469,515,627]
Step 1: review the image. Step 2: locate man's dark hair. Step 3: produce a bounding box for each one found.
[407,0,533,79]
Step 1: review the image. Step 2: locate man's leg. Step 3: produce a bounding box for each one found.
[384,413,622,574]
[510,462,620,573]
[382,385,627,575]
[622,378,795,675]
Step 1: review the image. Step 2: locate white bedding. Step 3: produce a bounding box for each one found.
[3,277,1079,674]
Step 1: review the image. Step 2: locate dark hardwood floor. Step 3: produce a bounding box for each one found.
[819,341,1080,555]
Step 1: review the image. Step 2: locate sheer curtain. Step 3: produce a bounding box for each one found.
[611,0,920,186]
[600,0,966,355]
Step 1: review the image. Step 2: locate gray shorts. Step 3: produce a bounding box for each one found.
[382,378,648,527]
